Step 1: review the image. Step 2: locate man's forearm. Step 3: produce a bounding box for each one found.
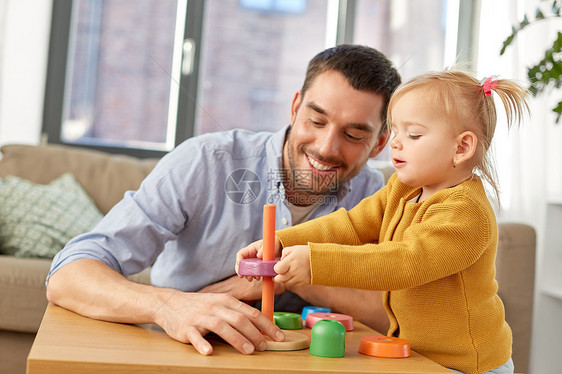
[290,285,390,334]
[46,259,285,356]
[46,259,171,324]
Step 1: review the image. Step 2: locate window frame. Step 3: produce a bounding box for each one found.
[42,0,203,158]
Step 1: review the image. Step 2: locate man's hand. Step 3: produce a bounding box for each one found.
[47,259,285,357]
[152,292,285,355]
[199,275,286,302]
[273,245,311,288]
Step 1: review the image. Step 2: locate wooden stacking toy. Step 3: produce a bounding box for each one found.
[273,312,302,330]
[358,336,411,358]
[238,205,309,351]
[301,306,331,322]
[309,319,346,358]
[305,312,354,331]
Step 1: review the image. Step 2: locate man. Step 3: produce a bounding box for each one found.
[46,44,401,356]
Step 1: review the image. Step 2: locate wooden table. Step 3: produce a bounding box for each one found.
[27,304,450,373]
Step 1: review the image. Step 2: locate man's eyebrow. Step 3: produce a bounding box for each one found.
[347,123,374,133]
[306,102,328,116]
[306,101,375,133]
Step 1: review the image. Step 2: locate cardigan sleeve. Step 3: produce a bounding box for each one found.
[276,179,390,248]
[308,189,495,291]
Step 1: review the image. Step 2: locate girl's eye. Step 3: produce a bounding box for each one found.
[408,134,421,140]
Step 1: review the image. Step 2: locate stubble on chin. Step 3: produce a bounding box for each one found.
[287,144,338,196]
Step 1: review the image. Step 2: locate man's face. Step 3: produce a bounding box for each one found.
[283,70,388,203]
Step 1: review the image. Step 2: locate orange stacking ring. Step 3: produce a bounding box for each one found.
[358,336,411,358]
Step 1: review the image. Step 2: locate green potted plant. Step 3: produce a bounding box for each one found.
[500,0,562,123]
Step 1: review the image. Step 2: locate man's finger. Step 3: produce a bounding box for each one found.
[184,326,214,355]
[202,314,257,354]
[234,300,285,343]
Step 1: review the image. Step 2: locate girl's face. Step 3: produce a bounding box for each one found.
[389,89,461,197]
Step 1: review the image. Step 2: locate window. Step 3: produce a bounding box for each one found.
[61,0,180,151]
[195,0,328,135]
[354,0,448,80]
[43,0,470,158]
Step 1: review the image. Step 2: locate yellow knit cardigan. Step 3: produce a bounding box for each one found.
[276,173,511,374]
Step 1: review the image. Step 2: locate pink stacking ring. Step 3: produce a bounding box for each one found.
[305,312,354,331]
[238,258,280,277]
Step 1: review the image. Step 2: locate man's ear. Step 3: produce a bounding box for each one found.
[369,130,391,158]
[290,90,303,126]
[453,131,478,166]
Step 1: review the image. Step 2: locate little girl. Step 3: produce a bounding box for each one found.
[236,70,529,374]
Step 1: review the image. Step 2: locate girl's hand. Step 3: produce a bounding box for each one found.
[273,245,311,288]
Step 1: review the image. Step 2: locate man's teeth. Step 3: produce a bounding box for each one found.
[308,156,332,171]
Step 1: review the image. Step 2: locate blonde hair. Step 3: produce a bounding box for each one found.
[386,70,530,200]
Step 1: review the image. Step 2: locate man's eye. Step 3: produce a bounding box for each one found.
[310,120,324,126]
[345,132,363,141]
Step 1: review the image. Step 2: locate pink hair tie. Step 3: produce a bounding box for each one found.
[482,76,498,97]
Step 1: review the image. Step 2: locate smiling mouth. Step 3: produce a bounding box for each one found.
[307,155,335,172]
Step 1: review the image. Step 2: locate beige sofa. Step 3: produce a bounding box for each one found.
[0,144,157,374]
[0,144,537,373]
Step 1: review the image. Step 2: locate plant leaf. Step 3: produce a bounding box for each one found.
[500,34,515,55]
[500,1,562,124]
[554,0,561,15]
[553,101,562,123]
[526,32,562,96]
[536,8,545,19]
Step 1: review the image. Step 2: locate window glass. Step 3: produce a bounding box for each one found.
[194,0,328,135]
[354,0,449,161]
[354,0,447,81]
[62,0,180,150]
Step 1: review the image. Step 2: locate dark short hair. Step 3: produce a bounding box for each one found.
[301,44,401,128]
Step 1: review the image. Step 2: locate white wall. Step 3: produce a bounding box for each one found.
[476,1,562,373]
[0,0,52,147]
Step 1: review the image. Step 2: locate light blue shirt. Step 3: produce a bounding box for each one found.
[48,126,385,292]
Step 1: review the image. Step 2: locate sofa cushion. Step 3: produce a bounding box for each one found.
[495,222,536,373]
[0,253,152,333]
[0,144,159,214]
[0,173,103,258]
[0,255,51,332]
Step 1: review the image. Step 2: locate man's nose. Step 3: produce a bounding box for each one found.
[317,130,342,157]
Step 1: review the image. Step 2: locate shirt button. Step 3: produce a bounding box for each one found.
[281,217,288,225]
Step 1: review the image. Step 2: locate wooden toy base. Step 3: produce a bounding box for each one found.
[265,330,310,351]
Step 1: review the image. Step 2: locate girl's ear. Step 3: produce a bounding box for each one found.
[453,131,478,166]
